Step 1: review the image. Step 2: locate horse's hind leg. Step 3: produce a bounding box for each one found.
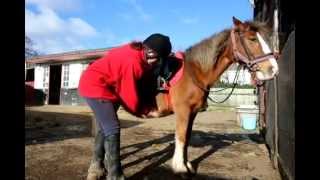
[172,107,196,175]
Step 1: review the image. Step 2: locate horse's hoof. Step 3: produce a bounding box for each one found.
[172,162,187,174]
[172,161,196,175]
[186,161,196,174]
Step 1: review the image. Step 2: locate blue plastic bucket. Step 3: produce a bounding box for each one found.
[241,114,257,130]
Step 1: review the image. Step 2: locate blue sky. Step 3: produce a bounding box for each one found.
[25,0,253,55]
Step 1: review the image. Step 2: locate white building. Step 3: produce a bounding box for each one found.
[219,64,252,85]
[25,48,110,105]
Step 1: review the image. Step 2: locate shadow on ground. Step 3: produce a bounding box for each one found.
[25,110,142,145]
[120,130,264,180]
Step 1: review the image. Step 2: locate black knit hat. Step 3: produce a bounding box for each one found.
[143,33,172,58]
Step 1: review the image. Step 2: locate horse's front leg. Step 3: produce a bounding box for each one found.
[172,106,197,174]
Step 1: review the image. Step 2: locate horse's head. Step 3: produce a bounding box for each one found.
[231,17,279,83]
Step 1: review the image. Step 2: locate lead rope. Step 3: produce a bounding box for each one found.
[207,64,242,103]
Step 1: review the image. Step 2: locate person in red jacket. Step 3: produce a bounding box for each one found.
[78,33,172,180]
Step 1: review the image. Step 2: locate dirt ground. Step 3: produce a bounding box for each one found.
[25,105,281,180]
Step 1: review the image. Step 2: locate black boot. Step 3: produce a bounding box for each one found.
[104,133,125,180]
[87,130,106,180]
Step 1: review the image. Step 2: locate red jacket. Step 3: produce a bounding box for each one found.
[78,43,154,115]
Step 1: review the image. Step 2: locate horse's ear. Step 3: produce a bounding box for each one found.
[232,16,247,31]
[232,16,243,26]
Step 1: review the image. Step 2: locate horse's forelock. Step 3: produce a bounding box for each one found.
[246,20,272,43]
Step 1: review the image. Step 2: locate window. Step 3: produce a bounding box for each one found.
[26,63,34,69]
[62,64,70,88]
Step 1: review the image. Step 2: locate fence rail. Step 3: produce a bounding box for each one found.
[208,88,257,107]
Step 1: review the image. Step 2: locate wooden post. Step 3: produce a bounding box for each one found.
[272,8,279,170]
[273,76,279,169]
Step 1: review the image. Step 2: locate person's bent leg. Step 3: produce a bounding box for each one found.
[85,98,124,180]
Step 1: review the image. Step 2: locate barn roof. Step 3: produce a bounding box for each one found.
[26,47,114,65]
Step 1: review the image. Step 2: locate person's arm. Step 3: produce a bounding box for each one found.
[119,61,154,117]
[119,63,140,113]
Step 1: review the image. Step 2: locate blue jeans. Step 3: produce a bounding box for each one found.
[85,98,120,137]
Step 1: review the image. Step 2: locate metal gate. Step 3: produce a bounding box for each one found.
[262,30,295,180]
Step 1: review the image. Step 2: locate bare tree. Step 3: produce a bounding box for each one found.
[25,36,39,59]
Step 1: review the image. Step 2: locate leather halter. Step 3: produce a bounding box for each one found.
[189,29,279,95]
[230,29,277,72]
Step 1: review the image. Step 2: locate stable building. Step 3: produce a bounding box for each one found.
[25,48,111,106]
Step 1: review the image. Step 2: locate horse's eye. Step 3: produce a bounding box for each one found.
[249,37,258,42]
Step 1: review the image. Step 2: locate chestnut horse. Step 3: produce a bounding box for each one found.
[147,17,279,175]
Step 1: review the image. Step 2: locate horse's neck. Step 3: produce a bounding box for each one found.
[208,50,234,86]
[185,60,207,85]
[186,43,234,88]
